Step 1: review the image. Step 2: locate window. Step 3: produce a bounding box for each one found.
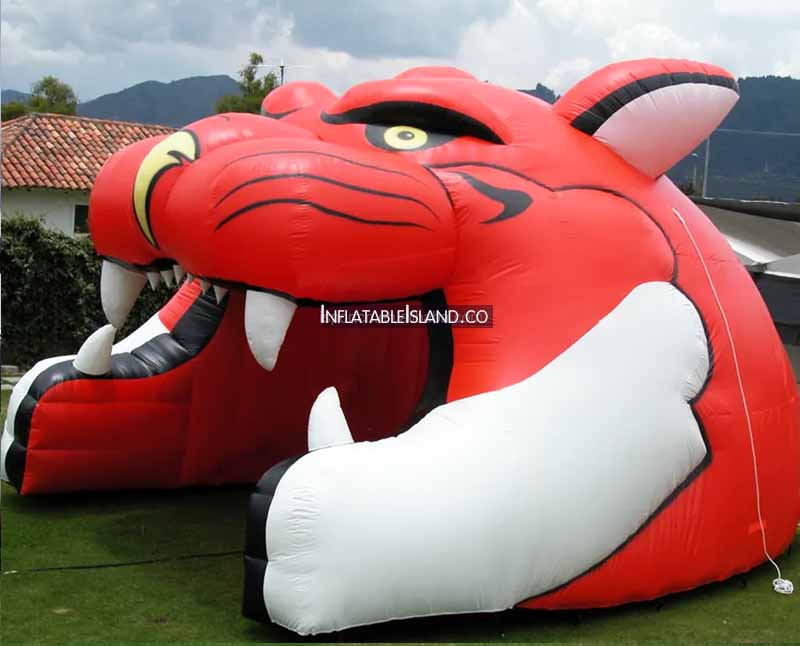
[74,204,89,235]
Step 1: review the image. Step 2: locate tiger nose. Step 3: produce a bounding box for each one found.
[90,112,317,268]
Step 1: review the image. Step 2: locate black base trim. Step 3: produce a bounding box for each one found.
[242,456,302,623]
[242,555,269,622]
[4,439,27,491]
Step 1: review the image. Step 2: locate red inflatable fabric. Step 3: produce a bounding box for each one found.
[2,58,797,631]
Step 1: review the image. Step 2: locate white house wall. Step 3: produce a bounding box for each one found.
[2,188,89,235]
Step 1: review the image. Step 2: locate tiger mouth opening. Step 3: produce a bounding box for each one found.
[99,258,453,438]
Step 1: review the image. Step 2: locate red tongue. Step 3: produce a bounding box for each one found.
[158,279,203,330]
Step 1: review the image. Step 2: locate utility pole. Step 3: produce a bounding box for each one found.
[255,59,312,86]
[700,127,800,199]
[702,136,711,198]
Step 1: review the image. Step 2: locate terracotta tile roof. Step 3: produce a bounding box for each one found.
[1,113,175,191]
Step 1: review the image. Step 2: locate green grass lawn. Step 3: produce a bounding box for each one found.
[1,388,798,645]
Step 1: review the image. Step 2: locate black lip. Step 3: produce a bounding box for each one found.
[102,255,179,273]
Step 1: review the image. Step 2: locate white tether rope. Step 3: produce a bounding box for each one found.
[672,207,792,595]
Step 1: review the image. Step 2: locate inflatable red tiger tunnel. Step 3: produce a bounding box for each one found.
[2,58,798,635]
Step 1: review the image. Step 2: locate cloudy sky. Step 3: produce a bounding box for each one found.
[2,0,799,101]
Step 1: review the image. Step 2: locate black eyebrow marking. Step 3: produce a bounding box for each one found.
[260,106,305,119]
[453,172,532,223]
[427,160,676,279]
[214,172,438,220]
[321,101,505,144]
[215,198,430,231]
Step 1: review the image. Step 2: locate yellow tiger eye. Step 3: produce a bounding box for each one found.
[383,125,428,151]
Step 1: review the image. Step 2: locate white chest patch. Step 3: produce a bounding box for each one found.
[264,281,710,633]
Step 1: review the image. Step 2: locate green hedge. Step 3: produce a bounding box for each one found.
[1,216,170,368]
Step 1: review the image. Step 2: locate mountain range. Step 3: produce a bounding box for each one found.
[76,75,239,126]
[2,89,32,104]
[3,75,238,127]
[3,73,799,201]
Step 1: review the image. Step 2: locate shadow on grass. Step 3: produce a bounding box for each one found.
[2,483,253,515]
[241,538,798,644]
[4,479,797,644]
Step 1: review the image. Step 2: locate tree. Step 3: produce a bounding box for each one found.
[216,52,278,114]
[28,75,77,115]
[1,76,78,120]
[2,101,28,121]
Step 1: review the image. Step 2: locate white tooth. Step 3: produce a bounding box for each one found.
[213,285,228,303]
[100,260,146,328]
[199,279,211,293]
[308,386,353,451]
[186,273,195,284]
[73,324,116,375]
[173,265,186,282]
[147,271,161,290]
[160,269,175,288]
[244,290,297,371]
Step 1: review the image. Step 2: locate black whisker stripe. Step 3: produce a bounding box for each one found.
[220,149,427,187]
[214,172,438,220]
[422,165,455,209]
[215,198,430,231]
[426,160,676,278]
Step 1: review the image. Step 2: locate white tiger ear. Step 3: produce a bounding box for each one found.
[554,58,739,178]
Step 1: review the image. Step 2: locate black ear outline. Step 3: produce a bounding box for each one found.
[554,59,740,177]
[571,72,738,136]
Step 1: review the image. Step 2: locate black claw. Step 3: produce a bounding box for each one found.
[241,455,303,622]
[4,438,27,491]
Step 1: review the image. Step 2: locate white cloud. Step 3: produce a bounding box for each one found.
[456,1,552,88]
[713,0,800,18]
[1,0,798,101]
[606,23,704,62]
[774,29,800,77]
[543,57,594,93]
[1,19,90,67]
